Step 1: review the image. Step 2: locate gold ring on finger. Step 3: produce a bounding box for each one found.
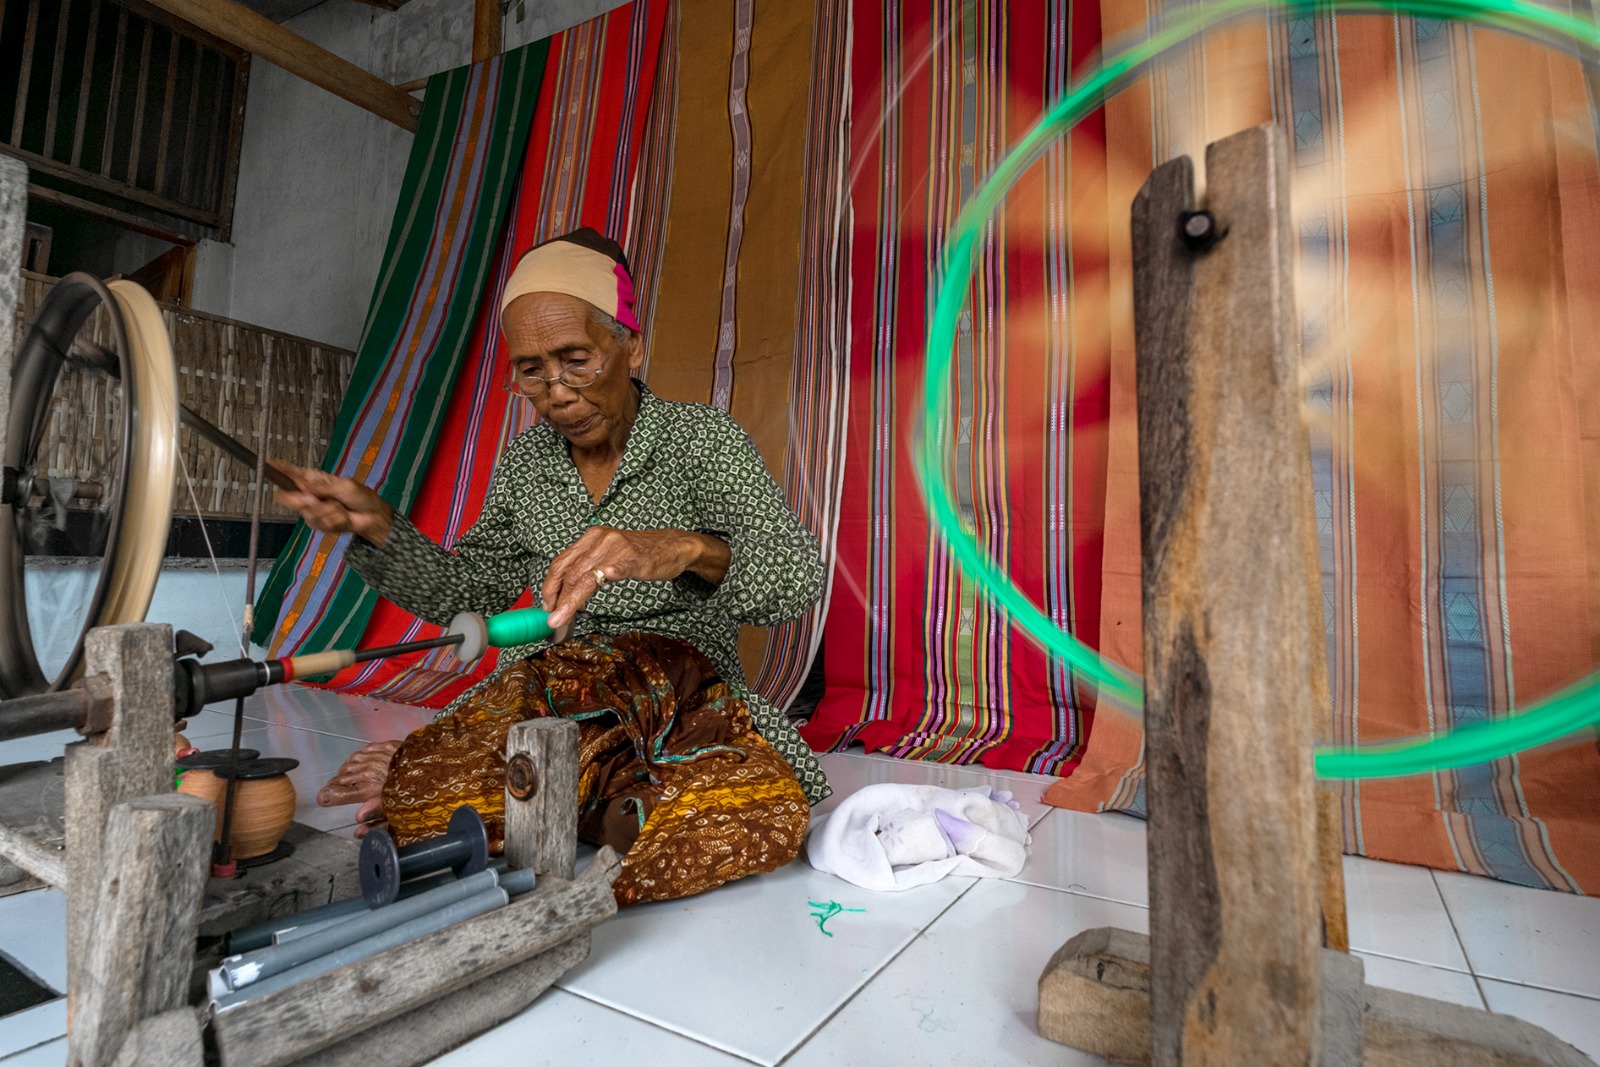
[592,567,608,589]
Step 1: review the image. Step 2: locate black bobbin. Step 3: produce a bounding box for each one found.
[359,804,489,907]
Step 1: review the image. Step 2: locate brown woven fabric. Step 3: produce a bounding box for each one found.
[381,632,809,905]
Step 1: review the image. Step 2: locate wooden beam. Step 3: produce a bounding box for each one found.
[27,183,197,247]
[138,0,420,132]
[1133,124,1329,1065]
[472,0,501,64]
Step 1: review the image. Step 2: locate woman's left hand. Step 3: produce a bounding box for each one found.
[542,526,728,628]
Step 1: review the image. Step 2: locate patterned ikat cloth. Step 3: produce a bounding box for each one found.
[347,383,832,805]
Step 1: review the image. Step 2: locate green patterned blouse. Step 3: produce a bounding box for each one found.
[345,383,832,805]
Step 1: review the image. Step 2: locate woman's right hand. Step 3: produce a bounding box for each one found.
[274,463,396,548]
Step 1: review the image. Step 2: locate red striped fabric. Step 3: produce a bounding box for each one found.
[800,0,1112,775]
[312,2,669,703]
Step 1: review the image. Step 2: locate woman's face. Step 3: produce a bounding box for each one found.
[502,292,644,452]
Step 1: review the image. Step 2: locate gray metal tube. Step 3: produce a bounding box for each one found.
[218,869,501,991]
[501,867,536,896]
[234,867,461,952]
[0,689,91,741]
[212,886,508,1012]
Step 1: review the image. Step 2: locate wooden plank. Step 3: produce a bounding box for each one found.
[100,6,128,178]
[69,795,213,1067]
[1364,986,1595,1067]
[211,849,621,1067]
[177,39,202,206]
[70,0,102,167]
[65,624,178,1022]
[26,183,195,246]
[9,0,40,148]
[503,718,579,879]
[1133,124,1326,1065]
[0,755,68,889]
[42,0,71,156]
[138,0,419,131]
[154,27,180,199]
[215,52,248,239]
[308,935,590,1067]
[1319,785,1350,951]
[0,817,67,887]
[0,155,23,431]
[201,51,227,213]
[127,21,154,186]
[472,0,500,64]
[0,143,222,228]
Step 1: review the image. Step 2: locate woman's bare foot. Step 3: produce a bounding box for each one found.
[317,739,402,807]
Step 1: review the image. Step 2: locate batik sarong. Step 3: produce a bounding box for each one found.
[380,632,809,905]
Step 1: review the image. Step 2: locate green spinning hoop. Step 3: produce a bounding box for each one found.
[917,0,1600,780]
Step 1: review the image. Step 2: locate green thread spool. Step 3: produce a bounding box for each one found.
[448,608,555,663]
[486,607,554,647]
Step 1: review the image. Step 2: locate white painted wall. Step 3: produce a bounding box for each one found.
[214,0,627,350]
[26,564,257,681]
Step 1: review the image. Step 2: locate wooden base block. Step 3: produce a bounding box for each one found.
[306,934,590,1067]
[1038,928,1152,1065]
[1365,986,1595,1067]
[1039,928,1594,1067]
[109,1007,204,1067]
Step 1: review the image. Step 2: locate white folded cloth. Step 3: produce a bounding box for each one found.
[807,783,1031,891]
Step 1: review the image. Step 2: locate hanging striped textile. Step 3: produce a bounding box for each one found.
[636,0,853,712]
[798,0,1113,775]
[253,44,549,656]
[302,1,670,705]
[1042,7,1600,893]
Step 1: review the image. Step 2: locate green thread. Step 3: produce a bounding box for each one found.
[919,0,1600,779]
[808,899,866,937]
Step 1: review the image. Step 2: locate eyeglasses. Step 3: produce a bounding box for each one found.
[506,349,612,399]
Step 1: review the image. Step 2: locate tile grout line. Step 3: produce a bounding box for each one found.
[554,986,766,1065]
[0,1035,64,1063]
[1004,875,1150,911]
[1431,869,1491,1010]
[770,878,987,1067]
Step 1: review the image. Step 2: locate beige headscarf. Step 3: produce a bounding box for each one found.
[498,228,640,330]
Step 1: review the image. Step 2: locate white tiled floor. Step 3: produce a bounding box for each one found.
[3,687,1599,1064]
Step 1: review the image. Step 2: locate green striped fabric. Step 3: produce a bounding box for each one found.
[253,42,548,654]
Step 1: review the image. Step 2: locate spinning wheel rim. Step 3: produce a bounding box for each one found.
[97,280,177,633]
[0,276,176,696]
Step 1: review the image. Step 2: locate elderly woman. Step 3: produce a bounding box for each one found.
[277,228,829,904]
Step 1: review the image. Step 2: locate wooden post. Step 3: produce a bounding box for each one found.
[503,719,579,879]
[65,624,177,1021]
[0,156,23,457]
[1040,122,1588,1067]
[138,0,420,132]
[472,0,501,64]
[1133,124,1333,1064]
[68,795,212,1067]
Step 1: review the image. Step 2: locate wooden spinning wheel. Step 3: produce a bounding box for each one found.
[0,273,177,697]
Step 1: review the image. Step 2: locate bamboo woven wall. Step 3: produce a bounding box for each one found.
[12,271,353,519]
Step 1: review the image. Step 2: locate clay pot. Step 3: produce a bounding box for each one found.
[176,751,295,860]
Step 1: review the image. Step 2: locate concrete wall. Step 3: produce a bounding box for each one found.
[215,0,627,350]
